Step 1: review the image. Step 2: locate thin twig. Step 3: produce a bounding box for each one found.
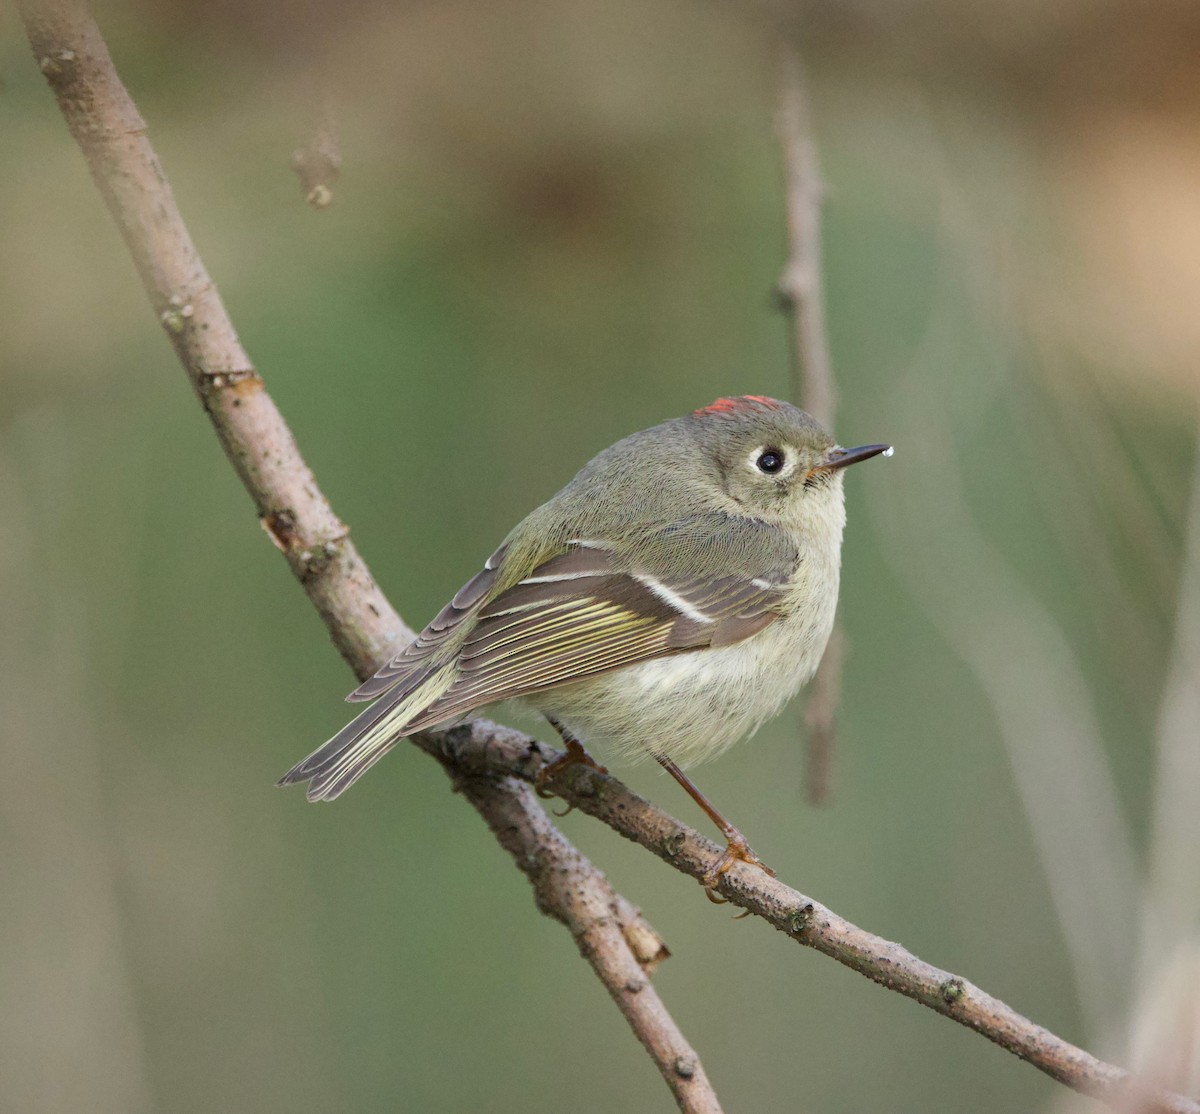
[446,766,720,1112]
[17,4,721,1109]
[433,718,1200,1114]
[20,5,1200,1112]
[775,41,842,805]
[776,44,836,427]
[801,624,842,804]
[20,0,401,680]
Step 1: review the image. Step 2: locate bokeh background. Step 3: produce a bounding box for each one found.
[3,1,1199,1111]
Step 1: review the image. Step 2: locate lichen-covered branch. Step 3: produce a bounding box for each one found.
[17,3,722,1109]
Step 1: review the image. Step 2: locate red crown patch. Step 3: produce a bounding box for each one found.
[693,395,782,417]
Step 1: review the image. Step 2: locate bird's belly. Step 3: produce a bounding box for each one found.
[532,613,829,768]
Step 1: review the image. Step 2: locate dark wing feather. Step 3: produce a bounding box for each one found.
[278,542,513,800]
[345,543,509,703]
[280,521,796,801]
[400,539,791,733]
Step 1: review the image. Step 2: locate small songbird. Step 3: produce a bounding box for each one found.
[279,396,890,890]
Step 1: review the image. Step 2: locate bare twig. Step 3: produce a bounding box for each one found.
[433,719,1200,1114]
[775,41,842,804]
[20,4,1200,1112]
[801,623,842,804]
[19,0,400,681]
[446,766,720,1112]
[776,43,836,427]
[17,4,721,1109]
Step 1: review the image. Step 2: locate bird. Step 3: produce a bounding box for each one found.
[279,395,890,891]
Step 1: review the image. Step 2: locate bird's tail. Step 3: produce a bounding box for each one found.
[277,664,457,801]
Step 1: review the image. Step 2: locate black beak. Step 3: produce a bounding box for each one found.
[819,443,892,471]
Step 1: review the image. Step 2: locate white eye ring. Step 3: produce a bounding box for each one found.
[747,445,794,478]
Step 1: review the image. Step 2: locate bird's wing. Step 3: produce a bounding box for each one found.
[400,533,794,733]
[279,520,796,801]
[344,543,511,704]
[277,541,511,800]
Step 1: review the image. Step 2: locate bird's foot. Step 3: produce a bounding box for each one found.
[535,737,607,815]
[702,831,775,905]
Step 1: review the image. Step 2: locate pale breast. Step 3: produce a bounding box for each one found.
[534,595,837,768]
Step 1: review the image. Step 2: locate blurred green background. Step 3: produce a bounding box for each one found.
[3,1,1199,1111]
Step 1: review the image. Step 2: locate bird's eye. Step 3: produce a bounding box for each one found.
[755,449,785,474]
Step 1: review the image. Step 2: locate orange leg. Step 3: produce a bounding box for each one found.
[536,717,608,814]
[656,755,775,901]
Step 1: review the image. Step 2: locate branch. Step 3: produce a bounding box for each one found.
[431,719,1200,1114]
[445,765,720,1112]
[776,43,835,428]
[775,41,842,805]
[20,4,1200,1112]
[17,3,722,1109]
[800,623,842,804]
[19,0,401,681]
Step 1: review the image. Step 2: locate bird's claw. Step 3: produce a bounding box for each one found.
[701,833,775,908]
[534,740,607,804]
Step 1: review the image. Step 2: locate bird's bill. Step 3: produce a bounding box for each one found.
[818,443,892,471]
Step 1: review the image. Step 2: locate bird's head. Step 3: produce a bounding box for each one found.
[688,395,890,531]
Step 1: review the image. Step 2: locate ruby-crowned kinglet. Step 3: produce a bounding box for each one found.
[280,396,890,888]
